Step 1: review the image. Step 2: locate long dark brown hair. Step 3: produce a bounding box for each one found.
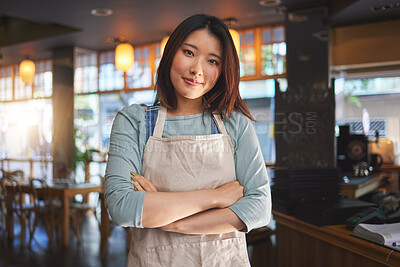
[155,14,254,120]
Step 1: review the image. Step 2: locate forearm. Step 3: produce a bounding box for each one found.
[142,190,220,228]
[161,208,246,235]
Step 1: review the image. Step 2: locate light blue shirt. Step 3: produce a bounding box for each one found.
[105,104,271,232]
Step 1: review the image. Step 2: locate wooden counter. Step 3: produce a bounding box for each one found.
[273,210,400,267]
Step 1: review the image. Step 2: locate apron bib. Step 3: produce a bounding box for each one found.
[127,106,250,267]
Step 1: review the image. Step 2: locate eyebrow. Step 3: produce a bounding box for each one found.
[182,43,222,60]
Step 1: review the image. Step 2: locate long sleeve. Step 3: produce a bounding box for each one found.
[104,105,271,231]
[104,105,147,227]
[226,113,272,232]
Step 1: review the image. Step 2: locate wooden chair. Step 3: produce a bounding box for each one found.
[1,177,33,247]
[0,177,7,241]
[1,170,24,181]
[69,191,100,245]
[27,178,59,248]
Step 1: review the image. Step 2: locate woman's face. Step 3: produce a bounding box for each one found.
[170,29,223,104]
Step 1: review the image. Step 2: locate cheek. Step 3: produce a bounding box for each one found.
[172,53,189,72]
[208,68,221,85]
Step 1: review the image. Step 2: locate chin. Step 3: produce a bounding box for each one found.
[179,93,203,100]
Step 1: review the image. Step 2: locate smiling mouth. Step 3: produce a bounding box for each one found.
[183,78,202,86]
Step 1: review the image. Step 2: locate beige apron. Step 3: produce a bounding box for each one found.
[127,106,250,267]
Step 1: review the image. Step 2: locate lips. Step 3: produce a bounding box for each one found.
[183,78,202,86]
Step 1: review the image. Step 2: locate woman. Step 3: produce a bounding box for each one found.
[105,14,271,266]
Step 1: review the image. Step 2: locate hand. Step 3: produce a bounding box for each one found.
[130,172,158,192]
[215,181,244,208]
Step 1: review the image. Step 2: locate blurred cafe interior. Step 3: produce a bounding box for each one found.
[1,0,400,266]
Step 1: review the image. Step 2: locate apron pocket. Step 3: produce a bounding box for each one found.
[146,242,201,267]
[200,237,250,267]
[145,237,250,267]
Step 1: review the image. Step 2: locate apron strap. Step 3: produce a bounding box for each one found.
[153,106,167,138]
[212,113,228,135]
[153,107,228,137]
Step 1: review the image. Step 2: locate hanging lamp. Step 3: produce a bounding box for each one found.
[160,35,170,57]
[115,43,134,89]
[20,59,35,85]
[229,29,240,54]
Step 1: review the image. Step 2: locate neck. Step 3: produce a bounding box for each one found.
[167,98,204,117]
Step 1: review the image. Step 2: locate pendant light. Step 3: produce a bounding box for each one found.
[115,43,134,89]
[223,18,241,54]
[20,59,35,85]
[160,35,170,57]
[229,29,240,54]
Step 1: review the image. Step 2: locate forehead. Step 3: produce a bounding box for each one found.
[182,29,222,54]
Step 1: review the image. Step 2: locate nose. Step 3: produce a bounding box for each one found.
[189,59,203,76]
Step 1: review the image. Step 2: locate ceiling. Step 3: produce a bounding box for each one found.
[0,0,399,66]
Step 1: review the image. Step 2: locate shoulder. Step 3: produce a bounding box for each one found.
[119,104,147,117]
[225,111,253,132]
[224,111,255,146]
[111,104,148,130]
[116,104,147,122]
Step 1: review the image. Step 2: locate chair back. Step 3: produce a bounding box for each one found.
[0,177,24,217]
[1,170,25,181]
[0,177,7,230]
[29,178,53,213]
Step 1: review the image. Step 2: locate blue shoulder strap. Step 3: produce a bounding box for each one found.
[145,105,159,142]
[211,116,220,134]
[145,105,220,143]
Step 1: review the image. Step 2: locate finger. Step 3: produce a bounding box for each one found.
[134,175,158,192]
[141,177,158,192]
[132,180,144,191]
[132,175,154,192]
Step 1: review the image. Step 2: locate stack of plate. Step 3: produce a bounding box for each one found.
[271,168,342,215]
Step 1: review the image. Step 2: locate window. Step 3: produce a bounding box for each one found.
[261,26,286,76]
[239,25,286,80]
[239,79,287,163]
[335,75,400,162]
[129,46,152,88]
[153,45,161,84]
[0,67,13,101]
[99,51,124,92]
[75,49,98,94]
[97,44,160,93]
[34,60,52,98]
[14,66,32,100]
[335,76,400,96]
[0,99,53,159]
[240,30,256,76]
[0,60,52,102]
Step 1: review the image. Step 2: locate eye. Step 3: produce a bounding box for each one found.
[208,59,219,66]
[183,49,194,56]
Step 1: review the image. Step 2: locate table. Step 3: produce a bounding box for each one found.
[6,182,103,248]
[273,210,400,267]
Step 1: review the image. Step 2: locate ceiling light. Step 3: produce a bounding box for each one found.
[90,8,113,17]
[229,29,240,54]
[223,18,241,53]
[288,12,308,23]
[115,43,134,90]
[259,0,282,7]
[160,36,169,57]
[20,59,35,85]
